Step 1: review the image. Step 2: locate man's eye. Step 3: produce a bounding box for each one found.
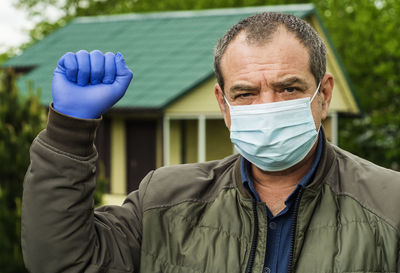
[236,93,253,99]
[284,87,297,93]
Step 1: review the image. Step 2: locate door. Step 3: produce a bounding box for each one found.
[126,120,157,193]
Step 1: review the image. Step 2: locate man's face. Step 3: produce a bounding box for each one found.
[215,27,333,130]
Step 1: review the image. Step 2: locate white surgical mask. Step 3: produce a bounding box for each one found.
[225,83,321,172]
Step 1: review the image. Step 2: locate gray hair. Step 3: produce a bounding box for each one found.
[214,12,326,91]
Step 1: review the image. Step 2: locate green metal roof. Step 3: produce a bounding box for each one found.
[3,4,315,110]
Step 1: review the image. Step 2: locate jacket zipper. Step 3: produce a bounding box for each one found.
[287,188,304,273]
[245,199,259,273]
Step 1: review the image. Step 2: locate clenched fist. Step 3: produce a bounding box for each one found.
[52,50,133,119]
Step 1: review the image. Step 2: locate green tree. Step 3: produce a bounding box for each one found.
[0,49,18,66]
[0,69,46,273]
[318,0,400,170]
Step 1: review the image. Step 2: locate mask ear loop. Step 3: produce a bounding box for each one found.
[223,95,232,110]
[310,81,322,133]
[310,81,322,103]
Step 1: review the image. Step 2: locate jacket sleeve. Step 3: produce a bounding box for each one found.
[22,106,149,273]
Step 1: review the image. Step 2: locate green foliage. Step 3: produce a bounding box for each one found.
[0,69,46,272]
[15,0,298,17]
[318,0,400,169]
[0,49,17,66]
[26,17,72,45]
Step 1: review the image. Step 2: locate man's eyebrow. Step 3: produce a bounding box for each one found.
[271,77,308,88]
[229,84,259,93]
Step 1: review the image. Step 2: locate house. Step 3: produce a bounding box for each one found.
[3,4,360,205]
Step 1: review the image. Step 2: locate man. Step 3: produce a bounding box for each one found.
[22,12,400,273]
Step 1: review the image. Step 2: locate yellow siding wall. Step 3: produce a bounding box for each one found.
[206,119,232,161]
[185,120,198,163]
[169,120,182,165]
[110,119,126,195]
[165,79,220,116]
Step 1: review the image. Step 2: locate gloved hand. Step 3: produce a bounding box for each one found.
[52,50,133,119]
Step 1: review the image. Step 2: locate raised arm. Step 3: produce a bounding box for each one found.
[22,50,145,273]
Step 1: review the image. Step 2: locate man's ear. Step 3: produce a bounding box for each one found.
[320,73,334,120]
[214,83,230,128]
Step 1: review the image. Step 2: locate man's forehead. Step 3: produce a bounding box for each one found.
[220,29,311,73]
[221,28,307,63]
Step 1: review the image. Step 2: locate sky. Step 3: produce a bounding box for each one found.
[0,0,63,54]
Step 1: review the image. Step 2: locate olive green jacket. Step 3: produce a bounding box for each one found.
[22,107,400,273]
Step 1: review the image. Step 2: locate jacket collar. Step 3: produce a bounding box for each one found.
[307,130,337,192]
[233,127,338,200]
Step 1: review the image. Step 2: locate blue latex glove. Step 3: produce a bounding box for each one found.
[52,50,133,119]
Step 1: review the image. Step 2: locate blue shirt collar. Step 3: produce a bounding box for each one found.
[241,130,324,202]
